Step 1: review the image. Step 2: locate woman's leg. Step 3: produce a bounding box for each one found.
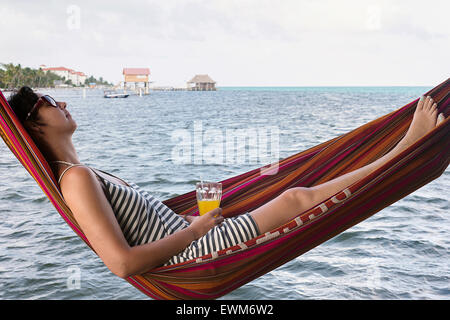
[250,96,444,234]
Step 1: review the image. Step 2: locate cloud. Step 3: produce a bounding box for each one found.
[0,0,449,86]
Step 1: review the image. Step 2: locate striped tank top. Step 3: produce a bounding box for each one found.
[56,163,189,253]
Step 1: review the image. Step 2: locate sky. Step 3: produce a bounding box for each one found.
[1,0,449,87]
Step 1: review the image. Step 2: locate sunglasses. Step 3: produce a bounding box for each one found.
[25,95,58,121]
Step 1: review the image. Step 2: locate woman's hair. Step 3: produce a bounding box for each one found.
[7,86,39,123]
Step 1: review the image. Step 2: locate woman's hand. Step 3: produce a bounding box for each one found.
[184,215,197,224]
[187,208,224,240]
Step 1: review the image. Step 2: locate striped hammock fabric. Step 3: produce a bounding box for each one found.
[1,79,449,300]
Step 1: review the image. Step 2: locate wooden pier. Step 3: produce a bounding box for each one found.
[187,74,216,91]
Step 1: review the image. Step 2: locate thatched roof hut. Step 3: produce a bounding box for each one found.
[187,74,216,91]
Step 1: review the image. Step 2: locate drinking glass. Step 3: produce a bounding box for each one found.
[196,182,222,216]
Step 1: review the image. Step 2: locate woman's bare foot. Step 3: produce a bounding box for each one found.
[397,95,442,150]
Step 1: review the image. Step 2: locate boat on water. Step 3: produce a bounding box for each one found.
[104,90,129,98]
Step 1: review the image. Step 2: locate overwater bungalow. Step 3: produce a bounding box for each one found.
[123,68,151,94]
[187,74,216,91]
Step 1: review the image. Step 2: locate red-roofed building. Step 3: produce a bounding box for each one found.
[41,66,87,86]
[123,68,151,94]
[123,68,150,76]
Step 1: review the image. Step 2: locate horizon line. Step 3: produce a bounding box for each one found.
[216,84,434,87]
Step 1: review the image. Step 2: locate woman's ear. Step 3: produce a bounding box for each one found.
[24,120,45,136]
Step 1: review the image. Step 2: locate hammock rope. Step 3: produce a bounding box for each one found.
[1,79,449,300]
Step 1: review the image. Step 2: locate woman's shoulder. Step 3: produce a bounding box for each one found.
[59,165,112,205]
[59,165,103,193]
[59,165,129,192]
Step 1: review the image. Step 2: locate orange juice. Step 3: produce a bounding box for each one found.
[196,181,222,216]
[198,199,221,216]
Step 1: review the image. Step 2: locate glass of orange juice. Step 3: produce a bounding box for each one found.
[196,181,222,216]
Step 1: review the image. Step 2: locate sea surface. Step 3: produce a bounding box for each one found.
[0,86,448,300]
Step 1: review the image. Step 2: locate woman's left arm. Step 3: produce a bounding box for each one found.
[123,208,223,276]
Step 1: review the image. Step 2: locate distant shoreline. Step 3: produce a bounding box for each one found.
[1,85,433,92]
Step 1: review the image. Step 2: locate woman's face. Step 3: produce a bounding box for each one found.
[33,93,77,136]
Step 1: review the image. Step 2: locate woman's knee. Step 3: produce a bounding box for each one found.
[281,187,312,208]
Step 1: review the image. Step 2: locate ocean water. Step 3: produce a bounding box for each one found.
[0,86,448,300]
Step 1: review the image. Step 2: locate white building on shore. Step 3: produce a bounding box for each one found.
[40,65,87,86]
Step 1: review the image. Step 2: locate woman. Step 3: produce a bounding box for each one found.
[8,86,445,279]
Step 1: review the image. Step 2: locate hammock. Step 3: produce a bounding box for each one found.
[1,79,449,300]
